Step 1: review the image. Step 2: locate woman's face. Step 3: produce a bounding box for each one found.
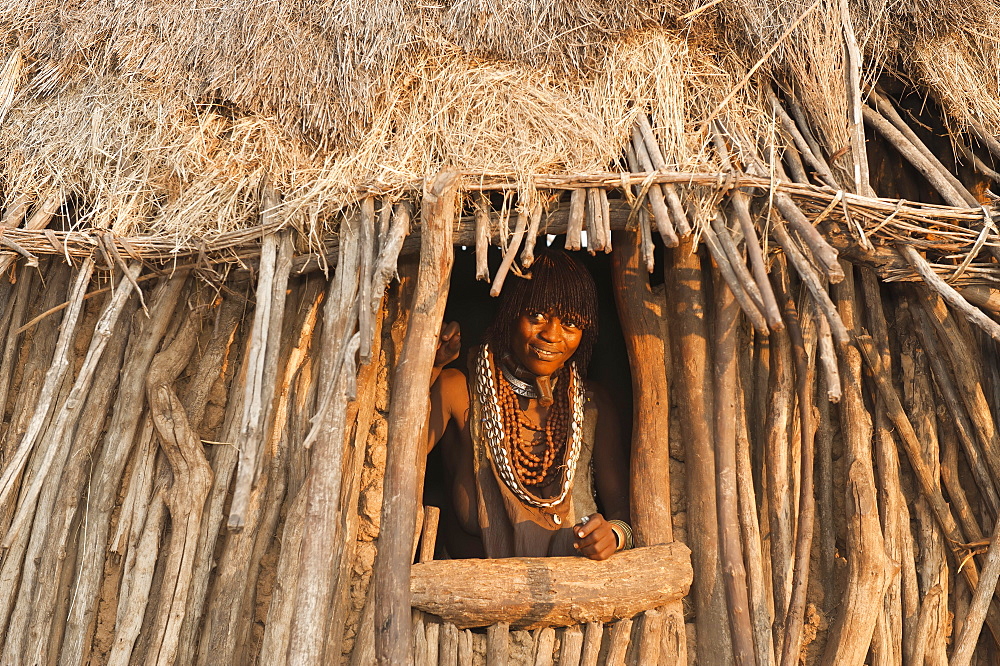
[510,310,583,377]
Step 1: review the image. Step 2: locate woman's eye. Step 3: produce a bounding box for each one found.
[562,319,580,329]
[528,312,546,323]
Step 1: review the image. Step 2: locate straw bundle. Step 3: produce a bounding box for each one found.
[912,29,1000,136]
[4,0,996,244]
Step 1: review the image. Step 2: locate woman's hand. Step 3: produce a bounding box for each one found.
[573,513,618,561]
[435,321,462,368]
[431,321,462,387]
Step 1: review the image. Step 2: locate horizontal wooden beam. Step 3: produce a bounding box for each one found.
[291,200,915,280]
[409,542,692,630]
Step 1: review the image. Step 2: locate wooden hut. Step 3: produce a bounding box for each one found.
[1,1,1000,664]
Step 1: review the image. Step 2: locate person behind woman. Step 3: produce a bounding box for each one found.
[428,249,631,560]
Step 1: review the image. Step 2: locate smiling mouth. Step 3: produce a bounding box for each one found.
[529,345,560,359]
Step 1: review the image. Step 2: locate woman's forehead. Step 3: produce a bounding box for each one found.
[516,305,588,324]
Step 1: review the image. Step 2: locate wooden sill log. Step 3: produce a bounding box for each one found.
[409,542,691,630]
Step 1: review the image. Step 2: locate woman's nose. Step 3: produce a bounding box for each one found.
[538,318,561,341]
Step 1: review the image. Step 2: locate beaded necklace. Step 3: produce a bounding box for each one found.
[496,363,568,486]
[476,344,584,520]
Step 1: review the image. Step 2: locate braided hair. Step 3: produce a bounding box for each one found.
[484,249,598,374]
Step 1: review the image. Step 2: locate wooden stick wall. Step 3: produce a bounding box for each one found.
[1,90,1000,665]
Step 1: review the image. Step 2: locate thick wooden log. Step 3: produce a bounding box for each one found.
[358,197,377,363]
[229,228,293,529]
[763,310,794,639]
[59,273,189,666]
[820,267,892,665]
[458,629,475,666]
[440,623,459,666]
[585,188,607,253]
[0,270,33,421]
[414,612,428,666]
[896,305,946,664]
[287,207,363,664]
[487,622,510,666]
[418,505,441,564]
[666,239,733,664]
[533,627,556,666]
[144,310,214,666]
[774,267,817,666]
[636,609,664,665]
[374,170,458,665]
[734,362,774,666]
[565,189,585,251]
[556,625,582,666]
[325,290,391,657]
[15,262,140,664]
[605,618,632,666]
[474,196,491,280]
[580,622,603,666]
[712,268,756,666]
[840,0,872,197]
[410,543,691,630]
[520,202,544,268]
[610,228,670,545]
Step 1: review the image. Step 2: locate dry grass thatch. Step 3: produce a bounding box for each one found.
[0,0,995,241]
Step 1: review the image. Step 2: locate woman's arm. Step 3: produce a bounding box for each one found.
[573,383,630,560]
[591,384,630,523]
[428,321,465,454]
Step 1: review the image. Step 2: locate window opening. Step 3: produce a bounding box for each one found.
[424,243,634,560]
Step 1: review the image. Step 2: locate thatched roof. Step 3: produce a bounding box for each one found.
[0,0,997,248]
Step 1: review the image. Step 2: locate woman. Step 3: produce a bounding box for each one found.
[428,250,631,560]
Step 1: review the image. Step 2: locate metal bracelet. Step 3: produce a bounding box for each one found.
[608,519,634,551]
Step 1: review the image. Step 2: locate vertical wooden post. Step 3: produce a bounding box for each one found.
[288,209,363,665]
[665,238,733,664]
[611,228,687,664]
[820,264,892,664]
[773,266,817,666]
[374,170,458,665]
[610,233,671,543]
[712,266,756,666]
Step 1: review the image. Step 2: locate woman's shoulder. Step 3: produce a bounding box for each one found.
[436,367,470,404]
[439,367,468,386]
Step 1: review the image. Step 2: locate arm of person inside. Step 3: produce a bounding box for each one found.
[428,321,463,454]
[572,385,631,560]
